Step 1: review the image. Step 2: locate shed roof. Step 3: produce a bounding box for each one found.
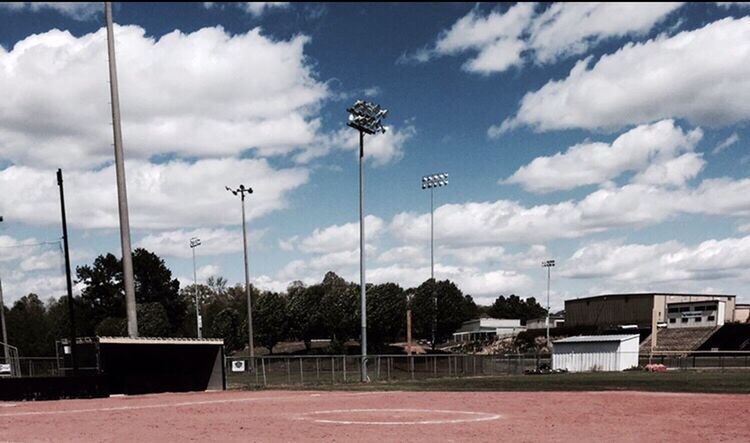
[97,336,224,345]
[553,334,639,344]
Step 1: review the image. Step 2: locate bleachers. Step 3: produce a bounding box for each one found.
[640,327,719,353]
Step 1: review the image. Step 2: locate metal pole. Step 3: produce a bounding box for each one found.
[431,187,437,350]
[546,265,550,348]
[57,169,78,375]
[241,192,255,369]
[105,1,138,337]
[192,245,201,338]
[0,278,8,366]
[359,130,368,382]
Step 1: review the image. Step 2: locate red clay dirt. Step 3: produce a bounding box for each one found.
[1,390,748,442]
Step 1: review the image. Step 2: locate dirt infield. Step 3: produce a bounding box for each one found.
[1,390,748,442]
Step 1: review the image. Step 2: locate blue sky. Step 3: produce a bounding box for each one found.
[2,2,750,308]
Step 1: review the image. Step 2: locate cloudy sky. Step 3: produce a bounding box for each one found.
[2,2,750,309]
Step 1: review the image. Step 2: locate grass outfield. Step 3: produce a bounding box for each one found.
[256,370,750,394]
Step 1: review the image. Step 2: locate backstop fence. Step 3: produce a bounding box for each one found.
[225,351,750,387]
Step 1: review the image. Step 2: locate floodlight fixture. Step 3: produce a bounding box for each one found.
[347,100,388,135]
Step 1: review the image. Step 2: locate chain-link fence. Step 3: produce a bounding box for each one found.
[225,351,750,387]
[225,354,552,387]
[0,342,21,377]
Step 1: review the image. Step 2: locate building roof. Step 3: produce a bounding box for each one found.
[567,292,736,303]
[553,334,640,344]
[98,337,224,345]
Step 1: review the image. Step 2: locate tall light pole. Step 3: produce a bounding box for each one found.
[57,170,78,375]
[347,100,387,382]
[542,259,555,349]
[421,173,448,350]
[226,185,255,370]
[190,237,202,339]
[0,215,8,367]
[105,2,138,337]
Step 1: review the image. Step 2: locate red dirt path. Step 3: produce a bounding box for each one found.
[1,390,748,442]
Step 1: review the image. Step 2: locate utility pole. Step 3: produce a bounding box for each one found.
[105,1,138,337]
[347,100,387,382]
[57,170,79,375]
[0,215,8,368]
[190,237,202,339]
[542,260,555,349]
[226,185,254,370]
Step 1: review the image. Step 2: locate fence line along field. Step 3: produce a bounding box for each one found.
[1,389,748,442]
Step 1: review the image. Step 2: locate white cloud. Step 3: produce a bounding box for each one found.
[0,25,328,169]
[563,235,750,285]
[197,264,221,281]
[504,120,703,193]
[0,158,309,230]
[135,228,265,258]
[498,17,750,133]
[407,3,681,74]
[0,2,100,20]
[528,3,682,64]
[204,2,290,16]
[712,132,740,154]
[297,215,384,254]
[392,174,750,247]
[295,124,416,166]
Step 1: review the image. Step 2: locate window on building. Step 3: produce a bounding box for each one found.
[695,317,702,323]
[668,307,678,313]
[681,318,689,323]
[669,318,676,324]
[708,316,715,322]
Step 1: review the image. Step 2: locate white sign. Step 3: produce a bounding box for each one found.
[0,364,10,374]
[231,360,246,372]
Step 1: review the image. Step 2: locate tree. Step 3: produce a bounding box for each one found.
[319,272,357,353]
[366,283,407,352]
[410,279,475,347]
[254,291,289,354]
[76,248,187,336]
[6,294,52,356]
[209,307,243,353]
[137,303,171,337]
[287,282,325,352]
[487,294,547,324]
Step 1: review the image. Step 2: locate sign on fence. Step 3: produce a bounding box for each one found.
[0,364,10,375]
[231,360,246,372]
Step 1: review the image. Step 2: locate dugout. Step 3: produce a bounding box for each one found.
[61,336,225,395]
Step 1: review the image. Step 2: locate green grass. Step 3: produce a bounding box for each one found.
[244,370,750,394]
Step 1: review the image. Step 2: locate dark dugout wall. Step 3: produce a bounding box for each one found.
[98,337,225,395]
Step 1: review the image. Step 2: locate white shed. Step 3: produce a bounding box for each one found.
[552,334,640,372]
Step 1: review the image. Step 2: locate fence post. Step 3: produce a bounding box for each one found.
[331,356,335,384]
[343,356,347,383]
[316,357,320,381]
[299,357,304,384]
[376,356,381,380]
[262,357,267,387]
[286,358,291,384]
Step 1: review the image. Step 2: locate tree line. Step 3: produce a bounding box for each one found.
[1,249,547,356]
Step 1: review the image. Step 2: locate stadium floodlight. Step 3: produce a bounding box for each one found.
[347,99,387,382]
[421,172,449,350]
[226,185,255,370]
[190,237,203,339]
[347,100,388,135]
[542,259,556,349]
